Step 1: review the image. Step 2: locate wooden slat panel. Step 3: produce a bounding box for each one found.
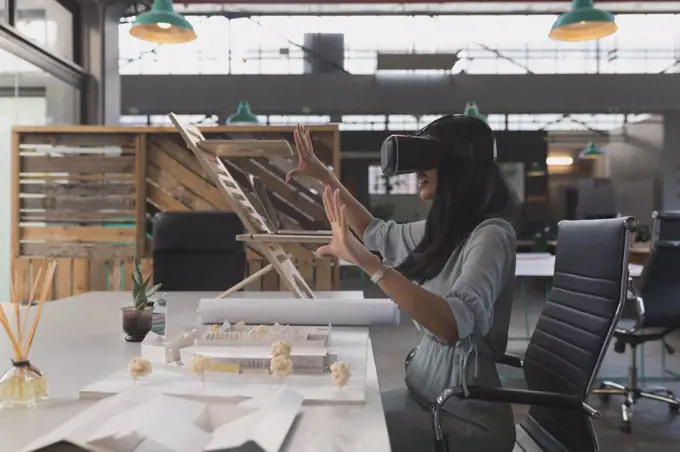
[140,258,153,284]
[20,182,135,196]
[148,145,231,210]
[19,133,136,148]
[21,155,135,173]
[20,226,136,242]
[72,258,90,294]
[147,182,190,212]
[21,243,135,259]
[20,196,134,211]
[147,165,215,211]
[11,258,30,300]
[122,260,134,290]
[316,257,333,291]
[245,258,263,292]
[54,258,73,299]
[33,259,54,301]
[20,211,135,223]
[90,260,107,290]
[135,134,147,258]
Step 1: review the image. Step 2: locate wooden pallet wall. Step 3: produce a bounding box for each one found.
[12,256,337,301]
[11,125,341,296]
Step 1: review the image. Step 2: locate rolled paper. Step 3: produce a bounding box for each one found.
[198,297,399,326]
[128,358,153,378]
[270,355,293,377]
[271,341,292,358]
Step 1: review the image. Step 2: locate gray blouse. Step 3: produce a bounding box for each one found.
[363,217,517,443]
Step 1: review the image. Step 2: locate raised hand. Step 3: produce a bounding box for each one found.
[316,186,371,266]
[286,124,332,184]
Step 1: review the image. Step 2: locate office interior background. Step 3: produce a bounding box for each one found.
[2,1,680,450]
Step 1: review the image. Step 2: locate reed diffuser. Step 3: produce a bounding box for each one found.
[0,261,57,408]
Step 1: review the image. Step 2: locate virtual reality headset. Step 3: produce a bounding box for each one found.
[380,115,497,177]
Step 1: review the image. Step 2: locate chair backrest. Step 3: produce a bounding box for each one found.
[521,217,636,452]
[152,212,246,291]
[651,210,680,243]
[636,211,680,328]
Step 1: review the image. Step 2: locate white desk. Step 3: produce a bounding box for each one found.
[516,253,643,278]
[0,291,391,452]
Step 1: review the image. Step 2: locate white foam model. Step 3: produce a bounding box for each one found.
[141,330,200,365]
[195,323,332,347]
[80,329,368,403]
[23,386,303,452]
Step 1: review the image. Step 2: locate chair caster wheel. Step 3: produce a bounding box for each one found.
[619,420,632,434]
[598,383,610,403]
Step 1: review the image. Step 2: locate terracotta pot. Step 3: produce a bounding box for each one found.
[121,306,153,342]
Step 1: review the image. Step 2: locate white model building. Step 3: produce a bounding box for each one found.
[195,323,332,347]
[179,345,338,374]
[141,322,339,374]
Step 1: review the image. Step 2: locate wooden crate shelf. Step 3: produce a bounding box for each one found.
[11,124,341,296]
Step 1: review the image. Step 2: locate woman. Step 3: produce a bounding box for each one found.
[288,115,517,452]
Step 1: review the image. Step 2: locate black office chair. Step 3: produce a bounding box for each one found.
[152,211,246,291]
[592,211,680,433]
[405,217,637,452]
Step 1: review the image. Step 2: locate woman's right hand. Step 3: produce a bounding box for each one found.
[286,124,332,184]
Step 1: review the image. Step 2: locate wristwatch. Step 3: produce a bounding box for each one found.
[370,261,390,284]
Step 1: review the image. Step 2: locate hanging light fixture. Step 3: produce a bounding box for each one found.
[226,101,260,125]
[579,141,605,159]
[528,162,546,177]
[549,0,617,42]
[129,0,197,45]
[463,101,487,124]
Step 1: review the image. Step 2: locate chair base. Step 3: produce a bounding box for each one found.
[593,381,680,433]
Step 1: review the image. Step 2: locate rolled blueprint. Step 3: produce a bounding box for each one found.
[197,297,400,326]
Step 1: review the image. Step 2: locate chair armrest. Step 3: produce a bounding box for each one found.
[431,385,600,441]
[497,353,523,368]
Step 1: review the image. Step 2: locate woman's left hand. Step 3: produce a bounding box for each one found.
[316,187,377,271]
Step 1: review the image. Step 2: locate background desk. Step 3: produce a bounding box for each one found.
[0,291,391,452]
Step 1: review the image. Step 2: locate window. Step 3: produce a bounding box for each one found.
[368,165,418,195]
[119,13,680,75]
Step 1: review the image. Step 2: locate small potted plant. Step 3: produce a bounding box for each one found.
[121,261,162,342]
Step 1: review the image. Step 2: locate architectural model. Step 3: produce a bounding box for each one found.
[83,322,367,403]
[141,322,341,376]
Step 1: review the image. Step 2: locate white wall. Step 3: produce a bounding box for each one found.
[0,97,47,299]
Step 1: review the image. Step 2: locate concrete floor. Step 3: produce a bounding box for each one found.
[341,270,680,452]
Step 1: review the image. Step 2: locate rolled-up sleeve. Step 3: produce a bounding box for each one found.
[443,220,516,339]
[363,218,425,265]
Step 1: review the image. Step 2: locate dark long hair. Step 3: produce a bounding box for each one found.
[395,116,517,285]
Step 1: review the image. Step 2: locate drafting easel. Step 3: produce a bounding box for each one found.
[168,113,332,299]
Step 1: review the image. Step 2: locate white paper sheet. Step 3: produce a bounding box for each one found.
[197,297,399,326]
[25,387,303,452]
[207,388,303,452]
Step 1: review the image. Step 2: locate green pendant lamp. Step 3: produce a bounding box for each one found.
[226,101,260,125]
[549,0,617,42]
[579,141,605,159]
[463,101,487,124]
[129,0,197,45]
[528,162,546,177]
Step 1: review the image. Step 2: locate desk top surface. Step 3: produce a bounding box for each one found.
[0,291,391,452]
